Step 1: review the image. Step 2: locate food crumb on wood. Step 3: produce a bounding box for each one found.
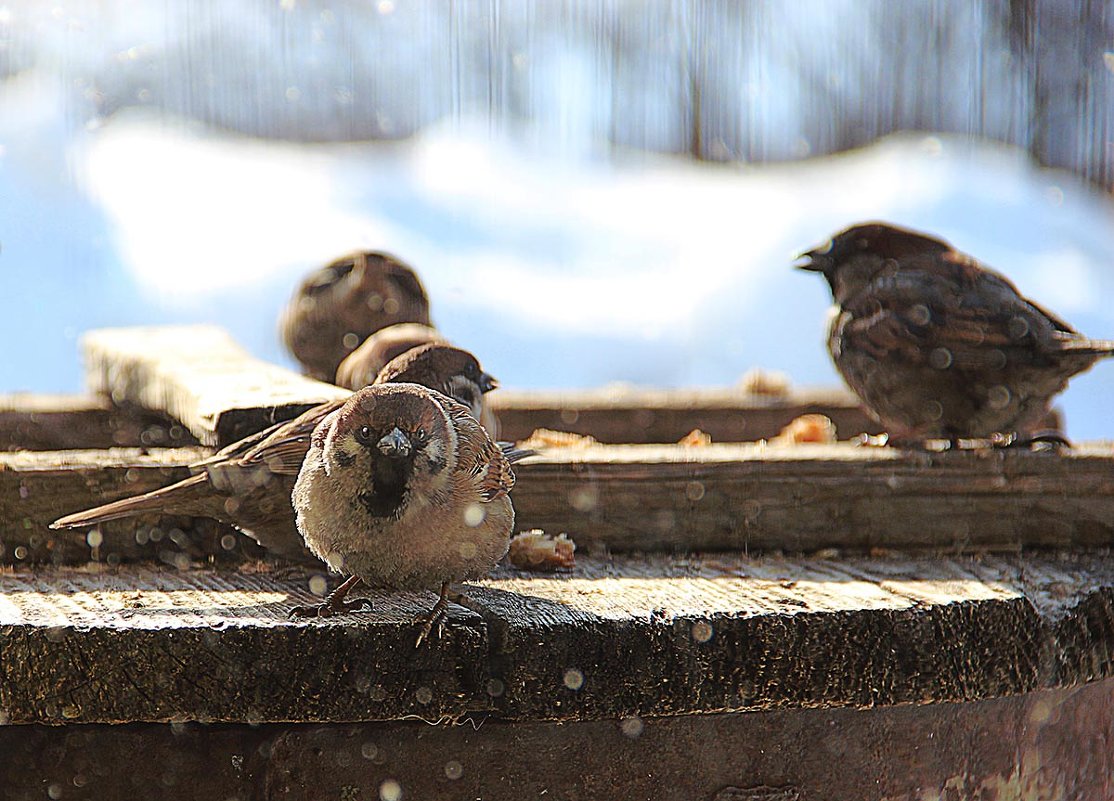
[678,428,712,447]
[770,414,837,445]
[507,529,577,570]
[517,428,597,450]
[739,367,792,396]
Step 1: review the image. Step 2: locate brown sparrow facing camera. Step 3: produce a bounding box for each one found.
[52,344,509,566]
[798,221,1114,446]
[289,383,518,645]
[279,251,432,381]
[335,322,445,391]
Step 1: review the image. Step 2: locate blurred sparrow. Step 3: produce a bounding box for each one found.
[374,342,501,435]
[279,251,432,381]
[335,323,445,391]
[289,383,518,646]
[798,221,1114,445]
[52,344,509,563]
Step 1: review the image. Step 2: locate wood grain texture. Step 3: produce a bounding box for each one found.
[81,326,350,446]
[0,447,256,565]
[3,681,1112,801]
[490,385,885,443]
[6,443,1114,564]
[1,552,1113,724]
[0,394,199,451]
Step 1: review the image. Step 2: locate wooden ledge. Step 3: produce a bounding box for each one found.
[82,326,350,446]
[1,552,1112,725]
[6,443,1114,565]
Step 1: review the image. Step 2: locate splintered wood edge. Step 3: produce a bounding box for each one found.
[0,552,1112,724]
[5,443,1114,564]
[489,385,860,411]
[81,325,350,446]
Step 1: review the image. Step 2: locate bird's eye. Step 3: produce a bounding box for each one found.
[414,428,428,445]
[355,425,372,443]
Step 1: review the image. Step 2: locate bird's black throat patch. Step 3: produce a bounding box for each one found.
[356,452,413,518]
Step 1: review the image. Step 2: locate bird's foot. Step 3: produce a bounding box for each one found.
[855,432,890,448]
[991,430,1071,451]
[288,575,370,618]
[413,582,453,648]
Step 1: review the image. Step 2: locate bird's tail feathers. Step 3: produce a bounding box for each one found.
[50,473,210,530]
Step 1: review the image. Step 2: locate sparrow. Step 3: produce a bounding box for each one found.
[288,383,519,646]
[51,344,509,564]
[335,323,445,391]
[798,221,1114,445]
[279,251,432,381]
[373,342,501,436]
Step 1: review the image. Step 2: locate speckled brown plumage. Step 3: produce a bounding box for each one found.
[799,221,1114,443]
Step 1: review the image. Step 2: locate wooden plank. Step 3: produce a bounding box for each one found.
[490,385,885,443]
[1,553,1113,724]
[0,393,199,451]
[82,326,350,446]
[7,443,1114,564]
[6,681,1104,801]
[0,447,257,565]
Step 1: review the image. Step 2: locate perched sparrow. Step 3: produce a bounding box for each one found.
[335,323,445,391]
[289,383,518,645]
[279,251,432,381]
[798,221,1114,444]
[374,342,501,436]
[51,344,509,563]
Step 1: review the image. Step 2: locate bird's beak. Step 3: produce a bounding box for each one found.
[794,248,826,272]
[377,427,412,459]
[794,239,834,272]
[479,372,498,394]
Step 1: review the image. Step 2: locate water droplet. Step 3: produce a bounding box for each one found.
[568,486,598,512]
[485,678,505,697]
[691,620,714,643]
[361,742,379,760]
[929,347,953,370]
[379,779,402,801]
[684,481,705,502]
[908,304,932,326]
[383,297,400,315]
[563,668,584,690]
[48,783,63,800]
[13,546,27,560]
[463,504,485,527]
[457,541,478,559]
[924,400,944,421]
[415,687,433,705]
[444,760,463,780]
[342,332,360,349]
[309,575,328,596]
[86,530,104,548]
[559,408,579,425]
[988,385,1012,410]
[220,534,237,551]
[620,716,644,738]
[1008,316,1031,339]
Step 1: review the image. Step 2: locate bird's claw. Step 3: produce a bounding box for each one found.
[412,604,448,648]
[991,430,1071,451]
[288,597,373,619]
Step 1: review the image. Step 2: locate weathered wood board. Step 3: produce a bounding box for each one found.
[1,553,1113,725]
[0,394,199,451]
[5,680,1106,801]
[6,443,1114,565]
[490,385,885,443]
[82,326,350,446]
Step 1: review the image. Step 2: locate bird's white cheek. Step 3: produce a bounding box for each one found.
[323,433,363,476]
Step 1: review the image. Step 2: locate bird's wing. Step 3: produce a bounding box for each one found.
[235,401,346,475]
[430,390,516,501]
[842,256,1078,368]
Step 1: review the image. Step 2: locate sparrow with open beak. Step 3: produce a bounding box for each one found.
[279,251,432,381]
[288,383,517,646]
[798,221,1114,446]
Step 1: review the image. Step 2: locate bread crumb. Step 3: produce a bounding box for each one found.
[770,414,837,445]
[518,428,597,450]
[678,429,712,447]
[508,530,577,570]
